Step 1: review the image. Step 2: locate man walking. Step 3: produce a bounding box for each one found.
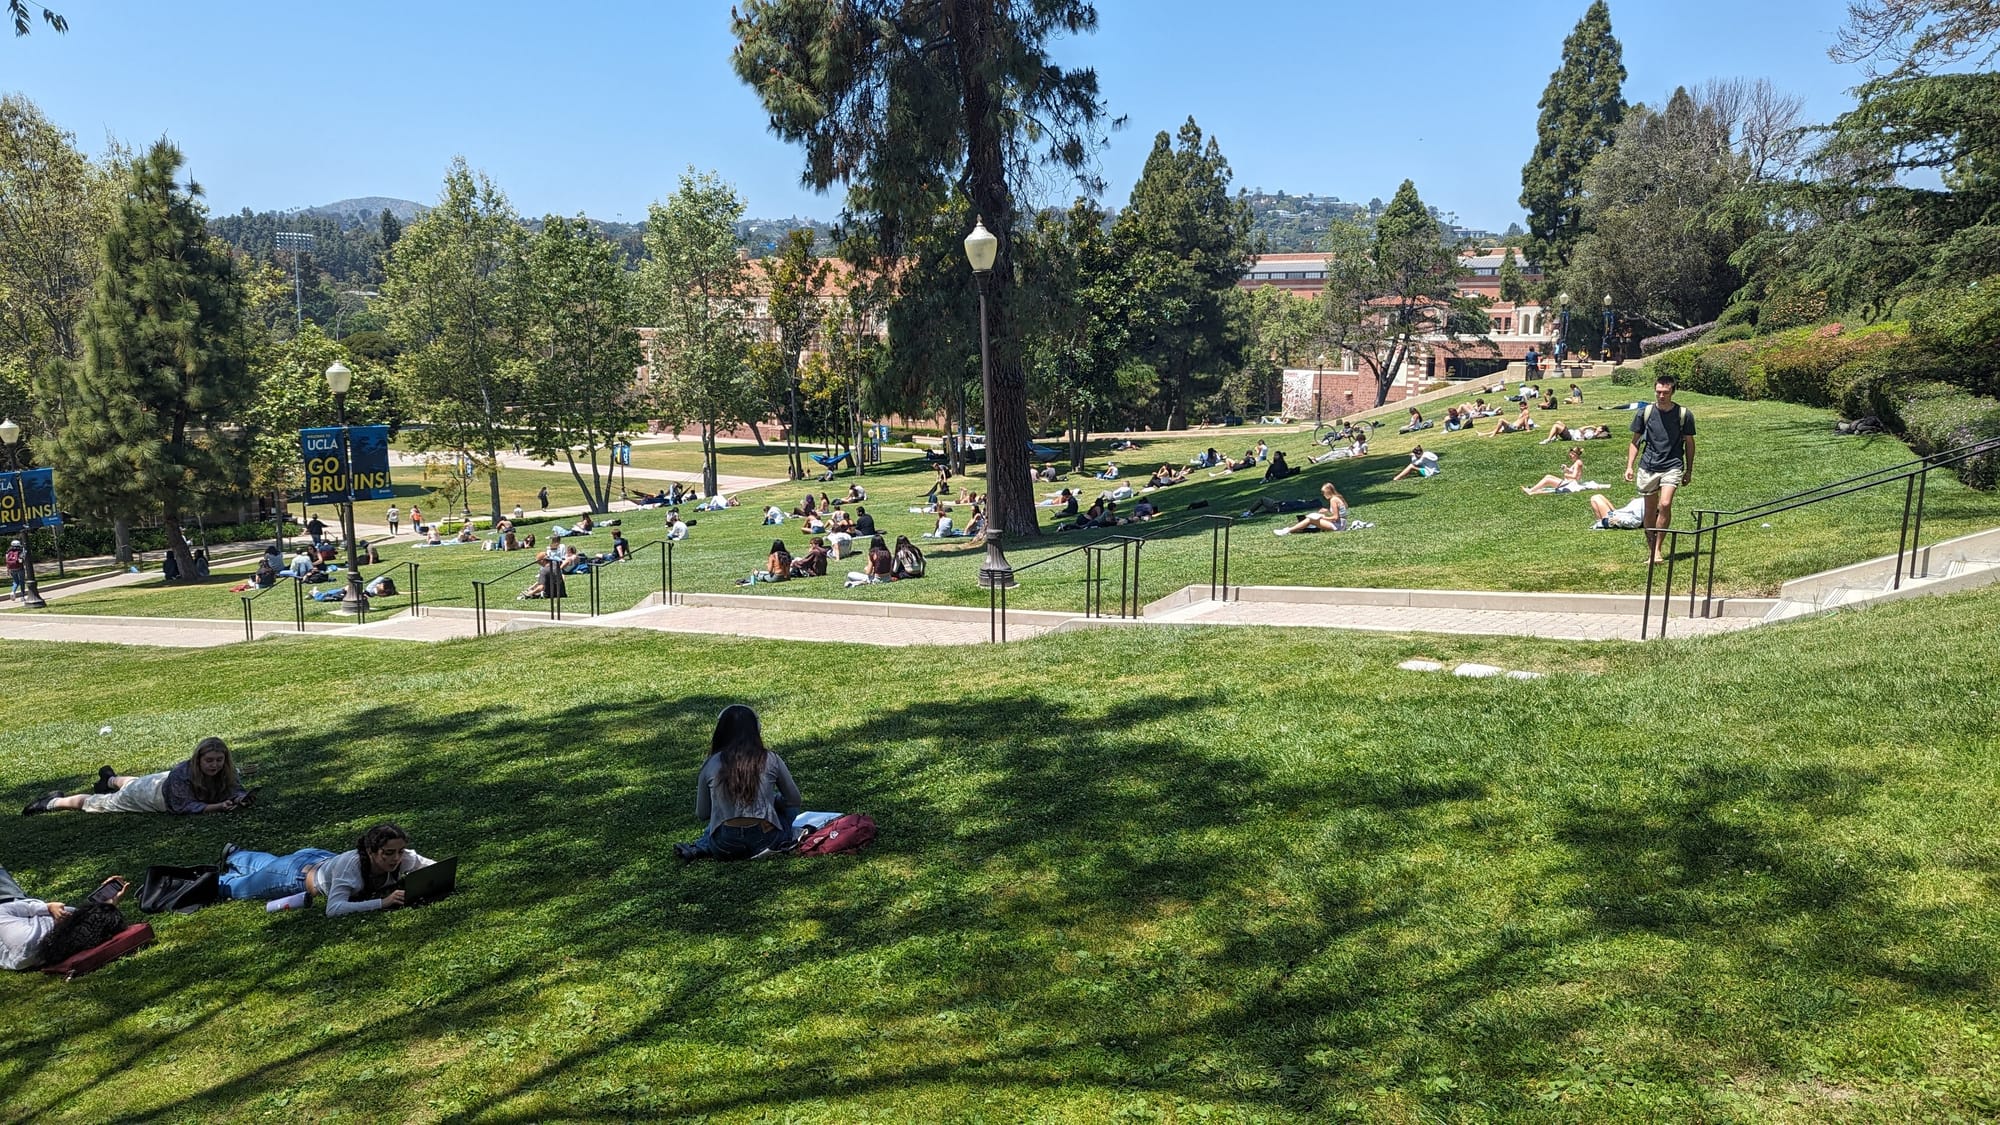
[1624,374,1696,564]
[537,486,549,512]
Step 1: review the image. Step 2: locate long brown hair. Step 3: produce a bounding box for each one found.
[185,736,239,803]
[710,705,769,805]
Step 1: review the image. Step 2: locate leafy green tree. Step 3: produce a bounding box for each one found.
[872,198,981,475]
[1322,181,1489,406]
[761,228,830,481]
[731,0,1111,538]
[242,324,399,544]
[381,158,525,523]
[819,250,889,476]
[1566,87,1760,335]
[1520,0,1626,281]
[1114,118,1258,429]
[52,140,254,573]
[1737,70,2000,316]
[517,216,644,512]
[638,169,760,499]
[1020,198,1131,465]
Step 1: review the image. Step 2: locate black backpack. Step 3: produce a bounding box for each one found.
[138,864,221,914]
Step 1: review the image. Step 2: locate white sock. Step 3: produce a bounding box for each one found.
[267,891,308,912]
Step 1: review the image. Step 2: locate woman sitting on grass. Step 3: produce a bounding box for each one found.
[788,537,830,578]
[737,540,792,585]
[675,705,803,863]
[1523,446,1586,494]
[25,737,249,817]
[319,823,438,917]
[893,535,926,579]
[845,535,896,587]
[1274,482,1359,535]
[1147,464,1189,488]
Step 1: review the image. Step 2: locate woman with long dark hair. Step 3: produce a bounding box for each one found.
[25,737,248,816]
[317,823,436,917]
[675,705,803,862]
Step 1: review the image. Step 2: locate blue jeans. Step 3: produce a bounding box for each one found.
[692,806,798,860]
[0,864,25,902]
[220,848,335,900]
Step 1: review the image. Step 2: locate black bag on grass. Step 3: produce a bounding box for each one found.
[138,864,220,914]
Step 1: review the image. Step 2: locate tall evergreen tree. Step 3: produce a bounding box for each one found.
[53,140,254,573]
[1520,1,1626,281]
[1498,248,1528,303]
[731,0,1111,538]
[1114,118,1258,429]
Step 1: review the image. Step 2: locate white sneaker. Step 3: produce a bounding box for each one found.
[1273,528,1288,536]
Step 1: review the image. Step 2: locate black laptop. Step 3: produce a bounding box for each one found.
[385,856,459,906]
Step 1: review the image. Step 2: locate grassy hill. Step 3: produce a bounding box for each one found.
[36,377,2000,624]
[1,584,1997,1119]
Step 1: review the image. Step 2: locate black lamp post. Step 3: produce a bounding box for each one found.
[963,217,1016,592]
[1602,293,1615,361]
[1315,352,1326,426]
[0,418,47,609]
[1557,290,1571,360]
[324,362,369,614]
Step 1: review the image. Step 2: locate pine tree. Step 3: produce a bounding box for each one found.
[1114,118,1258,429]
[1499,248,1527,304]
[53,139,254,573]
[1520,1,1626,281]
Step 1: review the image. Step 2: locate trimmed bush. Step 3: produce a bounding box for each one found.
[1688,340,1766,399]
[1706,323,1756,344]
[1760,324,1905,408]
[1908,279,2000,396]
[1714,301,1758,331]
[1896,381,2000,487]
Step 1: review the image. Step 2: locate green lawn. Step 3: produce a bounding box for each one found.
[31,377,2000,624]
[3,588,1999,1120]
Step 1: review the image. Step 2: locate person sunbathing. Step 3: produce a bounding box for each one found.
[1483,404,1536,436]
[1541,420,1615,443]
[1523,447,1586,494]
[1390,446,1441,481]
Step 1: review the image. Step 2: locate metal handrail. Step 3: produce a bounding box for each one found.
[240,575,305,642]
[366,560,422,619]
[623,537,679,607]
[1644,435,2000,638]
[471,556,551,638]
[989,513,1236,642]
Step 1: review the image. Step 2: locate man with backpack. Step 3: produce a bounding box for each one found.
[1624,374,1697,565]
[5,539,23,599]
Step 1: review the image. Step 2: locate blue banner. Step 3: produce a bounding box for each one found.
[0,468,61,533]
[301,425,394,504]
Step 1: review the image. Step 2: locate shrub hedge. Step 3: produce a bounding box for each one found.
[1896,381,2000,488]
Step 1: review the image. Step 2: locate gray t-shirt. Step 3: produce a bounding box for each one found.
[1631,403,1696,471]
[318,849,435,917]
[695,752,802,831]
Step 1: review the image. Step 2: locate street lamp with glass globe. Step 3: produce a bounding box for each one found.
[1557,290,1572,360]
[1602,293,1615,361]
[0,418,47,608]
[962,217,1016,592]
[323,362,369,614]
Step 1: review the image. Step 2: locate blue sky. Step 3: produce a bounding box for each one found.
[2,1,1870,229]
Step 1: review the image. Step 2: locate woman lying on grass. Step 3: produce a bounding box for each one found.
[1540,420,1615,443]
[676,705,803,863]
[1482,404,1537,436]
[25,737,249,816]
[0,866,132,969]
[319,823,437,917]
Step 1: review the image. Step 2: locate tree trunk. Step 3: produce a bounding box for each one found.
[113,516,131,564]
[701,424,719,497]
[747,421,767,449]
[786,362,805,481]
[161,516,194,580]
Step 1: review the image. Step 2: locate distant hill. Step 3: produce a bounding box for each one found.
[306,197,428,222]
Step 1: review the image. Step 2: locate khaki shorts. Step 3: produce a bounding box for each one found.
[1636,465,1684,495]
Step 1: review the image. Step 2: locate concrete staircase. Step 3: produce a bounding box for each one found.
[1763,527,2000,622]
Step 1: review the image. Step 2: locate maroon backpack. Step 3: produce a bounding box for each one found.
[796,813,877,856]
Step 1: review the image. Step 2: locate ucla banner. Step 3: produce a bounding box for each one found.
[0,468,62,533]
[301,426,395,504]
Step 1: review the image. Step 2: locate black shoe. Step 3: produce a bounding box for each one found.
[221,842,240,866]
[22,791,59,816]
[92,766,116,794]
[674,842,701,864]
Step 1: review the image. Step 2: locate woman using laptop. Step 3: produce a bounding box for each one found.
[675,705,803,862]
[319,823,438,916]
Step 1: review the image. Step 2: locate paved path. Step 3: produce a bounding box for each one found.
[576,603,1048,647]
[1151,598,1759,641]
